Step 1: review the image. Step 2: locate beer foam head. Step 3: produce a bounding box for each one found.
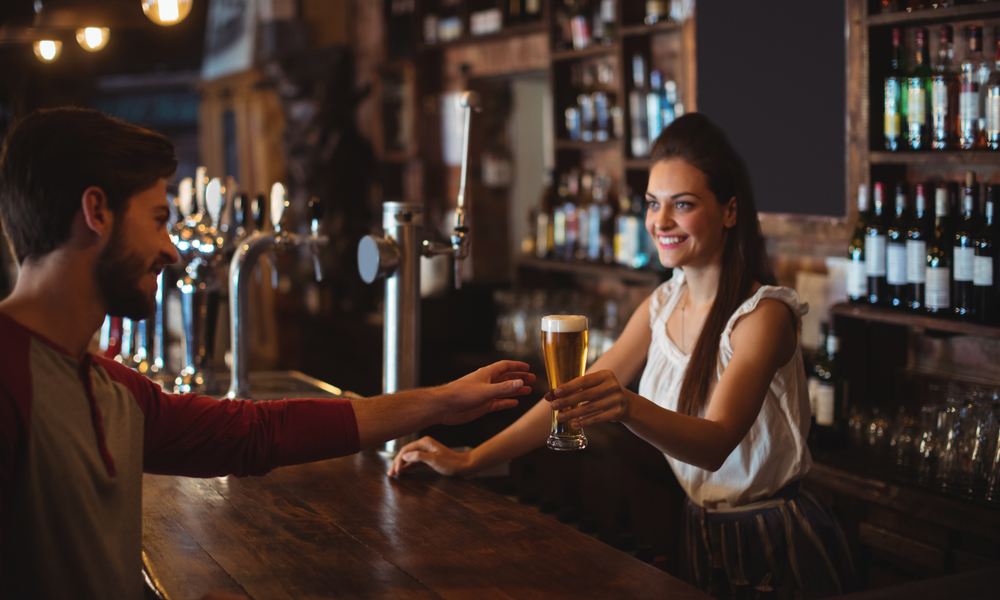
[541,315,588,333]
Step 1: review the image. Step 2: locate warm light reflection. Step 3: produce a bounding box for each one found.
[32,40,62,62]
[141,0,193,26]
[76,27,109,52]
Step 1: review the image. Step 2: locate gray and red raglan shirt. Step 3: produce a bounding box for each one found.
[0,312,360,599]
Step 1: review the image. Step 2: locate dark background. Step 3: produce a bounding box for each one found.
[697,0,847,217]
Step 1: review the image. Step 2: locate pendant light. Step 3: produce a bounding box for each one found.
[141,0,193,26]
[76,27,109,52]
[32,39,62,62]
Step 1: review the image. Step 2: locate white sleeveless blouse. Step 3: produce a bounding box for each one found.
[637,270,813,509]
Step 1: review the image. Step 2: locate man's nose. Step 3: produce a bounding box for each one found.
[164,236,180,265]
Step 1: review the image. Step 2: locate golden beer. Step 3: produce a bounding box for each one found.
[541,315,588,451]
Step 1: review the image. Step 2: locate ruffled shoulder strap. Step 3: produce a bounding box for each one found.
[647,269,685,325]
[719,286,809,354]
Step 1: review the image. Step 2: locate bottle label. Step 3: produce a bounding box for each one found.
[974,255,994,286]
[865,235,887,277]
[961,90,980,121]
[908,85,926,125]
[926,267,951,308]
[815,383,836,427]
[988,89,1000,135]
[847,258,867,297]
[931,80,948,115]
[954,246,975,281]
[885,79,901,138]
[887,243,907,285]
[907,240,927,283]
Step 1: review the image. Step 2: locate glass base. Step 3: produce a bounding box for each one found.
[546,434,588,451]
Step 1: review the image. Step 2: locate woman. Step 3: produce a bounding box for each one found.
[388,113,856,599]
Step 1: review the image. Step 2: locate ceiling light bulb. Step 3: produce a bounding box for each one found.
[141,0,193,26]
[33,39,62,62]
[76,27,109,52]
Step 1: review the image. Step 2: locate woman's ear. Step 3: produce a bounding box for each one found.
[724,196,737,229]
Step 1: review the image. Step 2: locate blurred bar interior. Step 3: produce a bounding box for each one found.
[2,0,1000,596]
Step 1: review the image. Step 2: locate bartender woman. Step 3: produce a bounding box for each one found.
[389,113,856,599]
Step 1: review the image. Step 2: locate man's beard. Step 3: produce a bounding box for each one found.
[94,222,157,320]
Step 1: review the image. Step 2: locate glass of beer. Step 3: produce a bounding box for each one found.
[541,315,588,451]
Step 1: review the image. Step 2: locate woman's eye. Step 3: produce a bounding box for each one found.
[646,200,659,210]
[675,201,692,210]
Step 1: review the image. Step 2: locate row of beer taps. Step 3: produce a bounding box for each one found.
[109,168,327,399]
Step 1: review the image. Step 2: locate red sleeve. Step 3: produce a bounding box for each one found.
[93,357,359,477]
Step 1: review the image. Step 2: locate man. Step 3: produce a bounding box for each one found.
[0,108,534,599]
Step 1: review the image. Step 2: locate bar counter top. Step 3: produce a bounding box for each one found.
[142,450,710,599]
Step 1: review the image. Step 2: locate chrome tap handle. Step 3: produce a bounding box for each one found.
[232,193,248,239]
[270,182,287,233]
[452,90,481,290]
[205,178,223,226]
[308,197,325,281]
[252,195,266,231]
[195,166,208,215]
[120,318,134,364]
[358,236,400,283]
[177,177,194,218]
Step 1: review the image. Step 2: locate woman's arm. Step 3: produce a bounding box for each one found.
[387,295,654,477]
[550,299,797,471]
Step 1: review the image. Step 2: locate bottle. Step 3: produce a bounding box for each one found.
[565,171,580,261]
[615,190,633,266]
[807,323,830,423]
[953,173,978,319]
[662,80,678,127]
[866,182,888,305]
[907,183,930,311]
[524,0,542,22]
[630,196,650,269]
[593,172,615,263]
[647,70,664,145]
[926,186,953,315]
[812,325,843,440]
[960,26,985,149]
[577,171,594,261]
[645,1,669,25]
[597,0,615,46]
[536,170,555,259]
[887,183,910,308]
[570,0,591,50]
[974,187,997,324]
[553,174,570,259]
[931,25,958,150]
[848,184,870,303]
[985,40,1000,149]
[593,92,610,142]
[907,29,932,150]
[885,28,907,151]
[629,55,650,157]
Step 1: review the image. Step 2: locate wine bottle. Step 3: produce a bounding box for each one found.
[848,184,870,303]
[960,26,986,149]
[931,25,958,150]
[926,187,953,315]
[629,55,650,157]
[885,28,908,151]
[974,187,997,324]
[907,183,930,311]
[908,29,932,150]
[985,40,1000,149]
[953,173,978,319]
[887,183,910,308]
[866,182,888,305]
[645,1,669,25]
[807,323,830,424]
[813,325,843,438]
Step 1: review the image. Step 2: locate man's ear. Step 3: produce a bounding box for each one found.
[80,187,113,237]
[724,196,737,229]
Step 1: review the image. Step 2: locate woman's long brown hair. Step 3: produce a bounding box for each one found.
[649,113,776,417]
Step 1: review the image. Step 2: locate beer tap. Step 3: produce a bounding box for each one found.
[357,90,481,455]
[226,184,328,400]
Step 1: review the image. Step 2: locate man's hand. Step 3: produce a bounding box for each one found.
[438,360,534,426]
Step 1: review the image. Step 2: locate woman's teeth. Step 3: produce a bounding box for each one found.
[657,235,687,245]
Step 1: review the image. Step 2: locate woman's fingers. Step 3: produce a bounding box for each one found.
[557,398,620,424]
[551,379,618,410]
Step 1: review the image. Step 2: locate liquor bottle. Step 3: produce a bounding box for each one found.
[647,70,664,145]
[524,0,542,22]
[597,0,615,46]
[593,92,610,142]
[812,325,843,440]
[960,26,986,149]
[630,196,650,269]
[577,171,594,261]
[953,174,978,319]
[866,182,888,305]
[629,54,650,157]
[885,28,907,151]
[554,0,573,51]
[565,171,581,261]
[907,29,932,150]
[807,323,830,423]
[593,172,615,263]
[615,190,633,266]
[553,174,570,259]
[887,183,910,308]
[974,187,997,324]
[570,0,591,51]
[985,40,1000,149]
[926,186,953,315]
[848,184,870,303]
[663,80,678,127]
[645,1,669,25]
[931,25,958,150]
[974,27,993,145]
[536,170,555,259]
[907,183,930,311]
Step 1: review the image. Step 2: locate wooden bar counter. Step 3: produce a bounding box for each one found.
[142,450,709,599]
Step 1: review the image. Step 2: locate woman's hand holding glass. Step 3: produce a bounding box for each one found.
[547,369,634,430]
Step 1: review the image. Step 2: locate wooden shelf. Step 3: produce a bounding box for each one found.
[870,150,1000,165]
[625,158,652,170]
[867,3,1000,27]
[831,302,1000,338]
[551,43,619,62]
[516,257,666,285]
[620,21,680,37]
[555,139,622,151]
[418,22,547,51]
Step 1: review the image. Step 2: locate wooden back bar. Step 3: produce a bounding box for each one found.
[143,451,710,600]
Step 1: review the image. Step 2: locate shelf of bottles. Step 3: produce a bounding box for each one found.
[869,1,1000,28]
[416,0,545,50]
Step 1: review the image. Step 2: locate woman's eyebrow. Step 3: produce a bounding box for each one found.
[671,192,701,200]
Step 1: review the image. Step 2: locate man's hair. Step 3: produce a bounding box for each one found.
[0,107,177,264]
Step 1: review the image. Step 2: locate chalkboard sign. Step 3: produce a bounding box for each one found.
[696,1,846,217]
